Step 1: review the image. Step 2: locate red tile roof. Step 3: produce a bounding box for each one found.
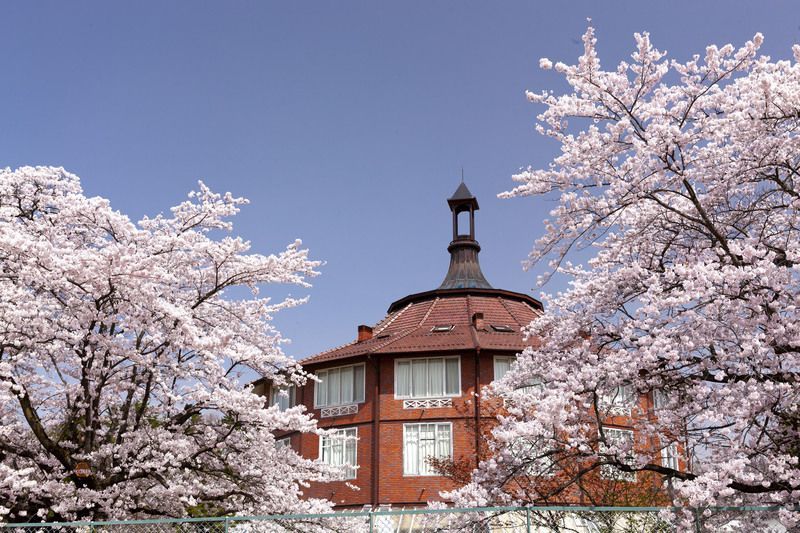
[300,290,543,366]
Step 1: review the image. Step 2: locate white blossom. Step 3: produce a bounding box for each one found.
[448,28,800,531]
[0,167,340,521]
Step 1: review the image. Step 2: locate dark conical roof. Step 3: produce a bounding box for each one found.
[449,182,475,201]
[447,182,479,210]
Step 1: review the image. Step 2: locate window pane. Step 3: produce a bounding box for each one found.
[404,425,419,475]
[661,442,678,470]
[428,358,444,397]
[653,389,667,409]
[445,358,460,395]
[436,423,451,460]
[321,429,357,479]
[412,360,428,398]
[345,430,357,478]
[494,357,512,381]
[603,385,633,410]
[321,435,330,462]
[278,390,289,411]
[419,424,435,475]
[404,423,452,476]
[600,428,636,481]
[354,365,365,403]
[315,371,327,407]
[397,362,411,397]
[328,368,341,406]
[340,366,354,404]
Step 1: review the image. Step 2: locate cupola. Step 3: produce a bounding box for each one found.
[439,182,493,290]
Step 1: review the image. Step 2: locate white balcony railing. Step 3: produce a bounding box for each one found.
[402,398,452,409]
[320,404,358,418]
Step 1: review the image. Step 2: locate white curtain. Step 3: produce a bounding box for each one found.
[397,361,411,397]
[653,389,668,409]
[445,358,459,395]
[428,358,444,397]
[436,423,451,462]
[315,372,326,406]
[605,385,633,407]
[271,387,292,411]
[327,368,341,406]
[404,424,419,475]
[419,424,435,475]
[661,442,678,470]
[322,428,358,479]
[340,366,354,404]
[412,359,427,398]
[493,357,511,381]
[404,423,452,476]
[354,365,365,402]
[345,430,358,478]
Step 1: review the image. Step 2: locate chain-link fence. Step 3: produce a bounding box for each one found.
[1,505,794,533]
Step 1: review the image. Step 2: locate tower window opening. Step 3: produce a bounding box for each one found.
[456,209,471,238]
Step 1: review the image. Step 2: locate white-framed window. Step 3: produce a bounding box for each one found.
[599,427,636,482]
[652,389,668,410]
[601,385,635,415]
[403,422,452,476]
[270,385,296,411]
[509,437,556,477]
[319,427,358,479]
[395,356,460,399]
[276,437,291,450]
[314,363,365,408]
[660,441,679,471]
[493,356,543,393]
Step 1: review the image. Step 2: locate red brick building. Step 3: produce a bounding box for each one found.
[255,184,676,509]
[254,183,550,508]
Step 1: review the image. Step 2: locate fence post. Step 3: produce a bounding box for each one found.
[368,510,374,533]
[525,507,531,533]
[224,517,229,533]
[693,508,702,533]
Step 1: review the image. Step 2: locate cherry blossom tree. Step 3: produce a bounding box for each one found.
[447,28,800,529]
[0,167,339,522]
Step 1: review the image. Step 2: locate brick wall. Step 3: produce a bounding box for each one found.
[269,349,672,509]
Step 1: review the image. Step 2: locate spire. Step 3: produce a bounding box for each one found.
[439,182,493,290]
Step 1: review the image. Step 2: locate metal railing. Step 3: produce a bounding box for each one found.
[1,505,793,533]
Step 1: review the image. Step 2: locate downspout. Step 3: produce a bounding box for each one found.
[474,346,481,469]
[469,307,484,470]
[371,355,380,506]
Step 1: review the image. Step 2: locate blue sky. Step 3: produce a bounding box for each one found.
[2,1,798,359]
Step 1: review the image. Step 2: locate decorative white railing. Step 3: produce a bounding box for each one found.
[320,404,358,418]
[403,398,452,409]
[605,404,632,416]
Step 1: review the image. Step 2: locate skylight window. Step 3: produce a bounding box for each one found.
[491,324,515,333]
[430,325,454,333]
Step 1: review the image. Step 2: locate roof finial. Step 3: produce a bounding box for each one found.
[461,166,464,184]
